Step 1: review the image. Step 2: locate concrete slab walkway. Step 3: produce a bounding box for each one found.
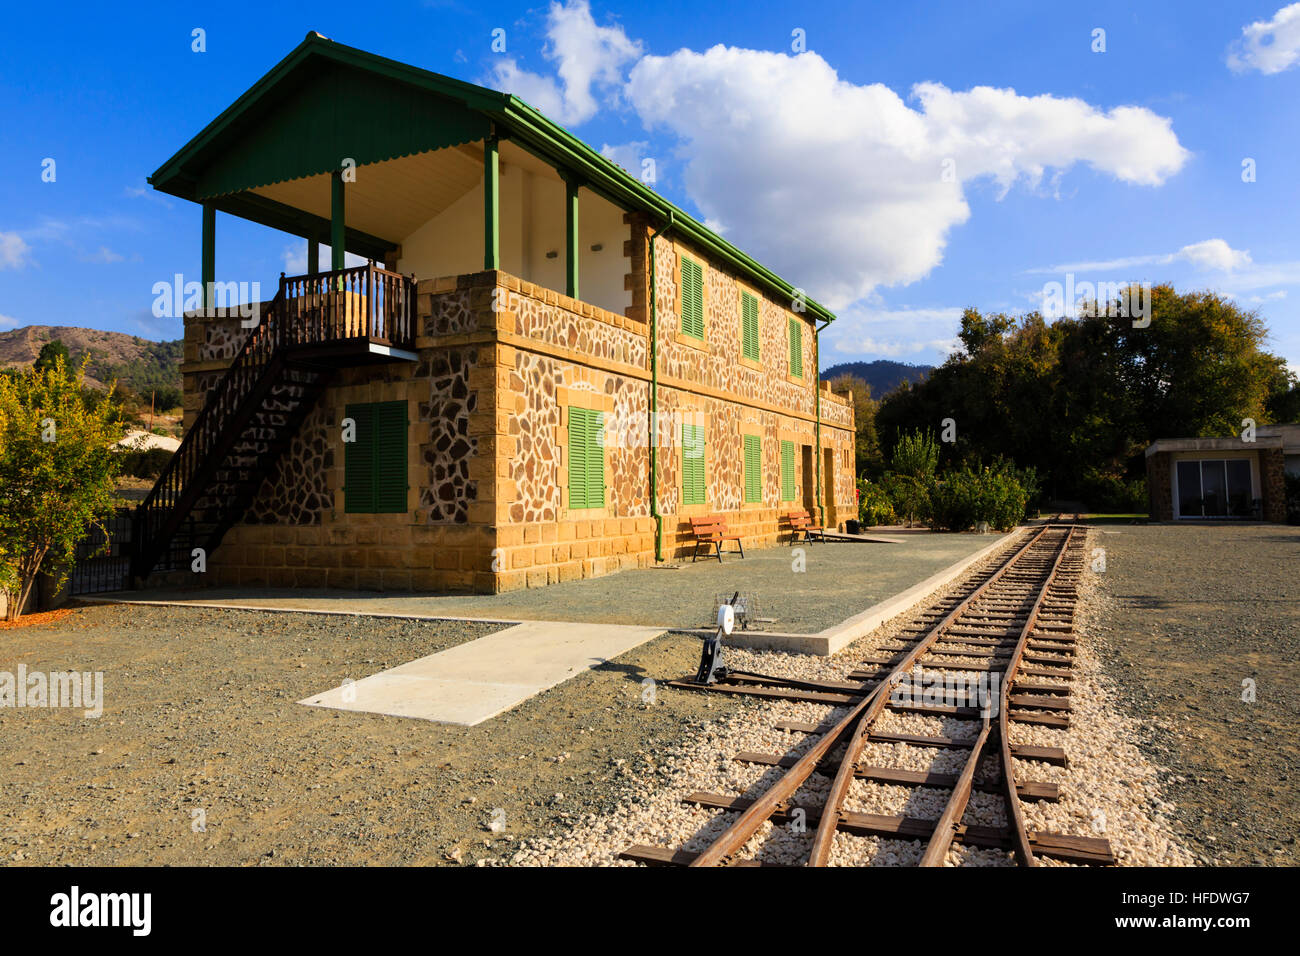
[297,620,664,726]
[99,531,1002,635]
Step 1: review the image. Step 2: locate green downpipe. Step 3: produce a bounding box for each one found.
[815,317,831,529]
[648,214,674,561]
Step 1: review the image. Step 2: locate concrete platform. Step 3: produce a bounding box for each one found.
[94,531,1001,636]
[298,620,664,726]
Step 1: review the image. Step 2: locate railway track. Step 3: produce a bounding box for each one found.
[620,523,1114,867]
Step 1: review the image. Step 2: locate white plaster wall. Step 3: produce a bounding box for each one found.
[396,165,631,315]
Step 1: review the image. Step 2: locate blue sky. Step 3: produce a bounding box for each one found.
[2,0,1299,374]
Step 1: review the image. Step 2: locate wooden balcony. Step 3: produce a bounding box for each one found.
[277,262,417,364]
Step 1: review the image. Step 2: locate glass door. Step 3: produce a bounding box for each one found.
[1226,459,1252,516]
[1176,460,1202,517]
[1200,460,1228,516]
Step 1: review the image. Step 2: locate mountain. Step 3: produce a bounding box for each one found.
[0,325,182,394]
[821,359,933,398]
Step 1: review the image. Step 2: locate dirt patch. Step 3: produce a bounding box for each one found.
[0,608,78,631]
[0,604,742,865]
[1090,522,1300,865]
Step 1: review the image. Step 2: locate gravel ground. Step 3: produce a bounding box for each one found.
[511,530,1195,866]
[1089,522,1300,866]
[0,605,744,866]
[113,531,1002,634]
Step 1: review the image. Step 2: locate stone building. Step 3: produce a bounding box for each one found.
[1144,424,1298,522]
[133,33,856,593]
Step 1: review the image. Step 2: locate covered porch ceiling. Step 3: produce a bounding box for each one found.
[250,140,562,251]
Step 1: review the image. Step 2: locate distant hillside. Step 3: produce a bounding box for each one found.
[822,359,933,398]
[0,325,181,394]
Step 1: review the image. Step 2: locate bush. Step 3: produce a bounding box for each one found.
[118,447,173,479]
[928,467,1028,532]
[857,478,896,526]
[890,429,939,479]
[990,457,1043,519]
[883,473,931,526]
[1079,469,1148,514]
[0,356,124,620]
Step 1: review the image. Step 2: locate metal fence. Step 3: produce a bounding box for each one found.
[69,508,134,595]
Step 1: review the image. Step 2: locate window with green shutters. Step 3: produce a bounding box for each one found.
[682,423,706,506]
[741,291,760,362]
[344,401,409,514]
[680,256,705,340]
[780,440,796,502]
[743,434,762,503]
[567,407,605,510]
[788,318,803,377]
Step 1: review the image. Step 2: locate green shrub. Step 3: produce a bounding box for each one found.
[1080,469,1148,514]
[857,478,896,526]
[118,447,173,479]
[928,467,1028,532]
[883,473,931,526]
[890,429,939,479]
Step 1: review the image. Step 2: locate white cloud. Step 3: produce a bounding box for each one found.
[125,182,173,208]
[1177,238,1252,272]
[0,231,31,269]
[490,0,640,126]
[281,243,365,275]
[1027,238,1252,275]
[625,46,1189,309]
[599,140,649,175]
[1228,3,1300,74]
[0,313,20,331]
[827,304,964,359]
[79,245,125,264]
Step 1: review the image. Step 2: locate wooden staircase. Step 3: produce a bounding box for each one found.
[131,263,416,582]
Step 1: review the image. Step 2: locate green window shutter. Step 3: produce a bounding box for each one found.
[587,411,605,508]
[682,423,706,506]
[568,408,589,510]
[780,440,796,502]
[344,403,375,513]
[741,292,759,361]
[743,434,762,503]
[788,318,803,377]
[681,257,704,339]
[373,401,409,513]
[568,408,605,510]
[345,402,406,514]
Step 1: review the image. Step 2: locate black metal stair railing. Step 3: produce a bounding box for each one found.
[130,263,416,581]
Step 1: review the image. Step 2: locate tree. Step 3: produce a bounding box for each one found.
[0,356,124,621]
[877,285,1290,504]
[827,373,880,475]
[33,340,71,374]
[890,428,939,480]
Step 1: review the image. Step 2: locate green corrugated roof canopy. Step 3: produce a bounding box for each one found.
[149,31,836,324]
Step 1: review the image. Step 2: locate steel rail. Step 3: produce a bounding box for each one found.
[690,524,1052,867]
[918,525,1076,866]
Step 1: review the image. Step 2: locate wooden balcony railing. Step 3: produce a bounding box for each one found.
[131,262,416,579]
[280,262,415,349]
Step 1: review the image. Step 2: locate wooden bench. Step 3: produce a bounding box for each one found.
[688,515,745,562]
[785,509,826,545]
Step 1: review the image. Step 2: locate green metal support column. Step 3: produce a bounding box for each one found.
[564,177,580,300]
[201,203,215,311]
[483,135,499,270]
[307,236,320,276]
[330,171,346,271]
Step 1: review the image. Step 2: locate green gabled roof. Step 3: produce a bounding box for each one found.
[149,31,835,324]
